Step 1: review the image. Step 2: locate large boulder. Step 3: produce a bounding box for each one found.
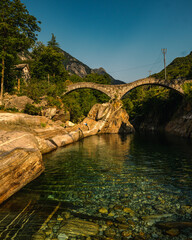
[0,148,44,204]
[4,94,33,111]
[41,107,57,119]
[41,108,70,122]
[52,109,70,122]
[0,130,45,205]
[87,100,134,134]
[165,112,192,138]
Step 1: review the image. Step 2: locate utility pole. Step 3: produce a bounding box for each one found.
[161,48,167,80]
[149,70,152,78]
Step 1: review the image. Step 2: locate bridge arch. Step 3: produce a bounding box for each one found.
[63,82,117,99]
[63,78,188,100]
[120,81,184,99]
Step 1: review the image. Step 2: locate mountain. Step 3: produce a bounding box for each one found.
[60,49,125,84]
[18,48,125,84]
[153,51,192,80]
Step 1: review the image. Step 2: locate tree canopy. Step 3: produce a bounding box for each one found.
[31,42,68,81]
[0,0,41,103]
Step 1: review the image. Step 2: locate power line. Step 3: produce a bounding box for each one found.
[108,60,161,74]
[149,51,162,72]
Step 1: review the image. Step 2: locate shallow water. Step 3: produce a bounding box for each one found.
[0,133,192,239]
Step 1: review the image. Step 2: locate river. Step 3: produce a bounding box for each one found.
[0,133,192,239]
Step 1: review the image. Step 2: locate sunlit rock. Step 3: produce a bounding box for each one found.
[0,130,39,153]
[4,94,33,111]
[0,148,44,204]
[35,136,57,154]
[87,100,134,134]
[59,219,99,237]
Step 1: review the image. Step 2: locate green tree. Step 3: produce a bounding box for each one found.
[47,33,60,49]
[0,0,41,104]
[85,73,111,84]
[31,43,68,82]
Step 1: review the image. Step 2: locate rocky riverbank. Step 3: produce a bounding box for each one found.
[134,101,192,138]
[0,100,134,204]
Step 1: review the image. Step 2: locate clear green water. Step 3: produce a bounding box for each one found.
[0,133,192,239]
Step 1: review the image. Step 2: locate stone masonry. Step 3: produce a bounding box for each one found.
[64,77,192,100]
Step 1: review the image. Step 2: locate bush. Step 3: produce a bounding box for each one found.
[46,96,62,108]
[0,105,4,110]
[21,79,66,101]
[24,103,41,115]
[6,107,19,112]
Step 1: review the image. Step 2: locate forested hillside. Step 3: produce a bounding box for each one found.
[153,51,192,80]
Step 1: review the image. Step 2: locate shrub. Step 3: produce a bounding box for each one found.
[6,107,19,112]
[46,96,62,109]
[40,122,46,128]
[24,103,41,115]
[0,105,4,110]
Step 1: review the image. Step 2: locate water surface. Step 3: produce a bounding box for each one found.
[0,133,192,239]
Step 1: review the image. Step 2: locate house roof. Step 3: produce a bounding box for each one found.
[15,64,29,70]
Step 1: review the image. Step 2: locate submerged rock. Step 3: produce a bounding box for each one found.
[156,221,192,229]
[166,228,180,236]
[59,219,99,237]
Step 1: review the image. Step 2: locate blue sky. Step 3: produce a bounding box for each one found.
[22,0,192,83]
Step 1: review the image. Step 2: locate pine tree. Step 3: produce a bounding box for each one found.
[47,33,60,49]
[0,0,41,104]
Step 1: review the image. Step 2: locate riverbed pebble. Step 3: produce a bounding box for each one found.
[31,171,192,240]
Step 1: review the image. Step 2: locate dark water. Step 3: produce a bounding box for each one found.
[0,133,192,239]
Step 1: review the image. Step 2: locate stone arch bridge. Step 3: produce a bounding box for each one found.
[63,77,192,100]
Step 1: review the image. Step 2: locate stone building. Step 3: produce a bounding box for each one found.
[15,64,30,81]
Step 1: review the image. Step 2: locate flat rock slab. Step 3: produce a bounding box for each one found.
[59,219,99,237]
[33,126,67,139]
[0,130,39,152]
[0,112,51,133]
[0,112,48,126]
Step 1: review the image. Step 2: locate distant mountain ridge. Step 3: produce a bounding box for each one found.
[60,49,125,84]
